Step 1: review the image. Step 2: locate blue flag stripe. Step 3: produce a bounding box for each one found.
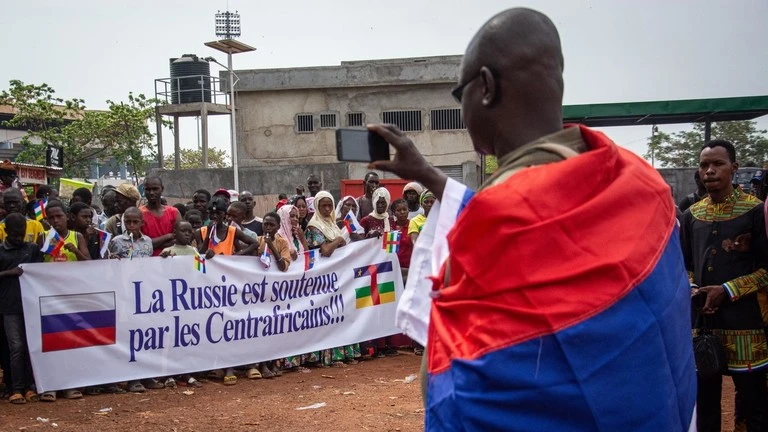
[353,261,393,278]
[41,310,116,334]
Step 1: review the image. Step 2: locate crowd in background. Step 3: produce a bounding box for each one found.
[0,170,431,404]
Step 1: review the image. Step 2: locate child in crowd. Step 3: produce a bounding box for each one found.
[185,210,203,249]
[0,213,43,404]
[70,202,102,260]
[107,207,161,392]
[158,220,203,388]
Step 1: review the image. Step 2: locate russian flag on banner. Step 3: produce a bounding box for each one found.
[343,210,363,234]
[34,198,47,222]
[425,126,696,431]
[96,229,112,258]
[304,249,318,271]
[39,292,116,352]
[41,230,65,256]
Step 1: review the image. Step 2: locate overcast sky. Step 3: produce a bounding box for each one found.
[2,0,767,164]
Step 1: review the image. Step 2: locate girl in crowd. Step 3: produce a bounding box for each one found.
[305,192,361,366]
[289,195,310,231]
[193,197,258,385]
[360,188,395,239]
[391,198,420,355]
[408,190,435,244]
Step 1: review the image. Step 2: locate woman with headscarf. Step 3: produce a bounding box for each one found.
[289,195,310,231]
[407,189,435,244]
[304,191,361,366]
[402,182,425,219]
[276,204,307,260]
[335,195,359,228]
[360,187,395,239]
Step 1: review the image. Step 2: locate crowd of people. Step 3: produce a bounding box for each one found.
[0,171,429,404]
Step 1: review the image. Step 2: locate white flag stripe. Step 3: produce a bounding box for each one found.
[40,292,116,316]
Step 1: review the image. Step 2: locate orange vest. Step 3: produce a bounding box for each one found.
[200,225,237,255]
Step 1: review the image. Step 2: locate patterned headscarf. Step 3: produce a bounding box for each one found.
[420,190,436,204]
[277,204,303,254]
[307,191,343,241]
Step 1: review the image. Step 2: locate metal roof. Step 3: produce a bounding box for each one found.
[563,96,768,127]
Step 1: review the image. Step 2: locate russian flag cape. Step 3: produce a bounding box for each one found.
[426,126,696,431]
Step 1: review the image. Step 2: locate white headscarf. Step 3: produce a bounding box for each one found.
[335,195,359,220]
[403,182,424,196]
[369,187,391,232]
[307,191,343,241]
[277,204,304,254]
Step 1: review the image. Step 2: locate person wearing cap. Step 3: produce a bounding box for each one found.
[212,188,231,208]
[402,182,425,219]
[104,184,141,236]
[749,170,763,198]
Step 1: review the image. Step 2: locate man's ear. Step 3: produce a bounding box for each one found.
[480,66,497,107]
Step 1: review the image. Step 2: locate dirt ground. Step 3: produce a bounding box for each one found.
[0,354,738,431]
[1,353,424,432]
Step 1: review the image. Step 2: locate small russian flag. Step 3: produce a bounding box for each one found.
[41,230,65,256]
[34,198,47,222]
[260,242,271,269]
[209,225,221,247]
[382,231,401,253]
[304,249,318,271]
[343,210,364,234]
[39,292,116,352]
[96,229,112,258]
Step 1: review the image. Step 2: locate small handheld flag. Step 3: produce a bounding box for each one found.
[41,230,65,256]
[33,198,47,222]
[343,210,364,234]
[127,232,134,260]
[382,231,401,253]
[304,249,318,271]
[194,252,206,274]
[260,239,272,269]
[96,229,112,259]
[209,225,221,247]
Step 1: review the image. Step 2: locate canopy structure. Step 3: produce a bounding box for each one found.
[563,96,768,141]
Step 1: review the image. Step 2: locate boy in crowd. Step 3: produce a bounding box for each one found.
[44,200,91,263]
[0,213,43,404]
[107,206,160,392]
[70,202,102,260]
[160,220,198,257]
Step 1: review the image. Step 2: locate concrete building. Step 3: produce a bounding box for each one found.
[232,55,479,186]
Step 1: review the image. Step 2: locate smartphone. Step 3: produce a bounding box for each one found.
[336,128,390,162]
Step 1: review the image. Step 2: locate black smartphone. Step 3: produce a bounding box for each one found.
[336,128,390,162]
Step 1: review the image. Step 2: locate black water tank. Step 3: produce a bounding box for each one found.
[169,54,212,104]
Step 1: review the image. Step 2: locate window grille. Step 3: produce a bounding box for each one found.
[319,113,337,128]
[431,108,464,130]
[347,112,364,127]
[382,110,422,132]
[296,114,314,133]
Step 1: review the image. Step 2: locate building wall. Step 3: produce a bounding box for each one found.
[235,83,478,181]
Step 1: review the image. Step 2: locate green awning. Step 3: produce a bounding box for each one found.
[563,96,768,127]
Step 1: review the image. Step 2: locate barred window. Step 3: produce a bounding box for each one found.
[382,110,422,132]
[319,113,337,128]
[347,112,364,127]
[431,108,464,130]
[296,114,314,133]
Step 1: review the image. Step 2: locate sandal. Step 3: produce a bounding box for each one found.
[142,379,165,390]
[9,392,26,404]
[246,368,262,379]
[84,386,103,396]
[207,370,225,379]
[164,378,177,389]
[414,347,424,356]
[259,364,275,379]
[223,375,237,386]
[185,377,203,388]
[25,390,39,402]
[63,389,83,399]
[128,381,146,393]
[384,348,400,357]
[39,391,56,402]
[102,384,126,394]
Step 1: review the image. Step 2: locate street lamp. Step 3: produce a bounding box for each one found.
[204,10,255,193]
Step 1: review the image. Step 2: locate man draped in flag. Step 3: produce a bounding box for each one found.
[368,8,696,431]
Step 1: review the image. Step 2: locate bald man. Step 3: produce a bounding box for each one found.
[370,8,696,431]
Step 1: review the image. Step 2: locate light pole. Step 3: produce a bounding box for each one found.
[204,10,255,193]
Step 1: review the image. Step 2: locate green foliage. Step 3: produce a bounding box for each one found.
[0,80,169,181]
[163,147,230,169]
[484,155,497,174]
[644,121,768,168]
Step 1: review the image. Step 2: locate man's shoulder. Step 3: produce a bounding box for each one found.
[25,219,43,230]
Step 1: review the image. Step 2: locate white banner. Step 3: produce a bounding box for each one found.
[20,239,403,392]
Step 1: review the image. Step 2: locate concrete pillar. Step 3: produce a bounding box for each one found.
[155,108,164,169]
[173,115,181,170]
[462,160,480,190]
[201,105,209,169]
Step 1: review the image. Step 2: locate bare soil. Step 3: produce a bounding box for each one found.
[0,355,737,431]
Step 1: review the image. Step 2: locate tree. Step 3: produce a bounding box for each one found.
[0,80,168,182]
[163,148,229,169]
[644,121,768,168]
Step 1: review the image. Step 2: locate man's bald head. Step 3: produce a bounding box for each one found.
[459,8,565,158]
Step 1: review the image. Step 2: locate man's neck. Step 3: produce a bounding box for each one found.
[494,122,563,162]
[147,201,162,210]
[407,202,419,211]
[245,211,254,220]
[58,228,69,237]
[708,187,736,204]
